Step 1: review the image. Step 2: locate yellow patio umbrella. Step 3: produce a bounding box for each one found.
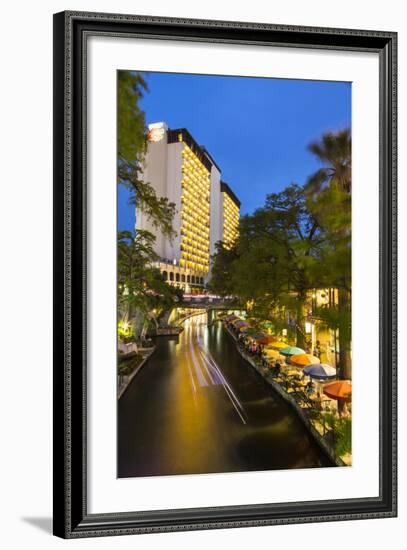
[270,341,289,350]
[290,354,321,367]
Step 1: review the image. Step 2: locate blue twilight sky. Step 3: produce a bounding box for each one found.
[118,72,351,231]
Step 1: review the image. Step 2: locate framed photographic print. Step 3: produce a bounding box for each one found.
[53,10,397,538]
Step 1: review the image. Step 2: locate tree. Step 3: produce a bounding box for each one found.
[117,71,176,239]
[323,412,352,459]
[207,241,240,298]
[117,72,180,341]
[306,129,352,380]
[209,129,352,367]
[306,129,351,195]
[118,230,181,337]
[118,71,148,163]
[252,185,324,347]
[211,184,323,347]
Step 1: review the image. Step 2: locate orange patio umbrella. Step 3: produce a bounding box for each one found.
[290,354,321,367]
[323,380,352,401]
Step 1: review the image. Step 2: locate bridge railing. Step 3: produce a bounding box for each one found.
[178,297,242,309]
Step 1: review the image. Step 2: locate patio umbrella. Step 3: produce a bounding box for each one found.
[290,354,321,367]
[280,346,305,356]
[256,335,277,345]
[323,380,352,401]
[303,363,337,380]
[269,341,289,350]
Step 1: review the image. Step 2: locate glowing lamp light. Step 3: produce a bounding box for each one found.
[282,329,288,336]
[305,321,313,334]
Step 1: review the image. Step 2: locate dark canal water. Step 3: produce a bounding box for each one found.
[118,313,333,477]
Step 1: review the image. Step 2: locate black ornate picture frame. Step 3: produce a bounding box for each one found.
[53,10,397,538]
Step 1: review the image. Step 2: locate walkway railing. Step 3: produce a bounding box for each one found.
[179,297,241,309]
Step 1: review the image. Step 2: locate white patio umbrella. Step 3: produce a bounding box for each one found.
[303,363,337,380]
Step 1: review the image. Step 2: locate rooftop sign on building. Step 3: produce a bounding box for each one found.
[147,122,168,142]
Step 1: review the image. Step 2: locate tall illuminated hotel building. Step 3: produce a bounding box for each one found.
[136,122,240,293]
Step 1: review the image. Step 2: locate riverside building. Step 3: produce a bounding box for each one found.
[136,122,240,293]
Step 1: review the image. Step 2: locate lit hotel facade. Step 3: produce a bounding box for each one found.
[136,122,240,293]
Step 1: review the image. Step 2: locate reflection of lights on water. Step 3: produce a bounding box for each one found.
[216,323,221,343]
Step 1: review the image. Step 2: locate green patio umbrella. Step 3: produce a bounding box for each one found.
[280,346,305,357]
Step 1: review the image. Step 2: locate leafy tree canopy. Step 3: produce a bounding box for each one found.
[117,71,176,239]
[305,128,351,196]
[118,230,181,319]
